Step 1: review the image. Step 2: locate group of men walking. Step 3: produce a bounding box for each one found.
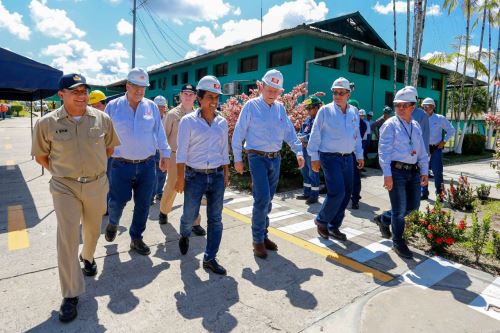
[31,66,454,323]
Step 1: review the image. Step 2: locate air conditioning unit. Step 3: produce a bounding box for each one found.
[223,82,235,95]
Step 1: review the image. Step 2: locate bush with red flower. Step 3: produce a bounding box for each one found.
[444,174,476,211]
[404,201,466,254]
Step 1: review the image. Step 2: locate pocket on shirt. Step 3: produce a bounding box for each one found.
[53,130,72,141]
[140,117,155,133]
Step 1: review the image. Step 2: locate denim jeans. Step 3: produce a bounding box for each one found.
[179,168,224,261]
[351,153,361,204]
[422,148,443,196]
[316,153,353,230]
[108,157,156,240]
[248,153,281,243]
[381,167,421,246]
[152,151,166,198]
[300,147,320,199]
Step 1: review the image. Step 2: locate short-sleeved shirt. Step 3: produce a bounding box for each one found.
[162,104,194,152]
[31,106,120,178]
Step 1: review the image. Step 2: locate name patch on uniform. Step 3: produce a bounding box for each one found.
[55,128,68,134]
[144,109,153,117]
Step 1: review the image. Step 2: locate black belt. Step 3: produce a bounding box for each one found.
[247,149,280,158]
[113,155,154,164]
[391,161,419,171]
[186,165,223,174]
[429,144,441,154]
[320,151,352,157]
[63,172,105,183]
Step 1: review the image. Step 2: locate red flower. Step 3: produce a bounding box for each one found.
[427,225,433,231]
[427,233,433,239]
[457,220,466,231]
[445,237,455,245]
[436,238,443,245]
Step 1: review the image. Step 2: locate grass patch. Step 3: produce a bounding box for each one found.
[443,151,492,165]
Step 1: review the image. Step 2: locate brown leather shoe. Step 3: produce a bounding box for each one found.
[315,220,329,239]
[253,242,268,259]
[264,238,278,251]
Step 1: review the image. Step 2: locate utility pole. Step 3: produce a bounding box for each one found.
[260,0,263,37]
[132,0,137,68]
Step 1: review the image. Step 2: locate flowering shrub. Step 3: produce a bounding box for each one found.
[446,174,475,211]
[405,201,466,254]
[468,211,491,263]
[484,113,500,129]
[476,184,491,200]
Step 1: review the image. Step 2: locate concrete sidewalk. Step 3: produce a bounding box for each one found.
[1,117,499,332]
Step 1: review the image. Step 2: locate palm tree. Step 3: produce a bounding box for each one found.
[411,0,427,87]
[404,0,411,85]
[393,0,398,95]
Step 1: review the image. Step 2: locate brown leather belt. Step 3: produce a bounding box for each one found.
[64,172,105,183]
[391,161,419,171]
[186,165,223,174]
[113,155,154,164]
[247,149,280,158]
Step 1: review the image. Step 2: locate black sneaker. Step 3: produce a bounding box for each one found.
[203,258,227,275]
[393,243,413,259]
[296,194,309,200]
[192,225,206,236]
[59,297,78,323]
[79,255,97,276]
[105,223,117,242]
[159,212,168,225]
[374,214,392,239]
[179,236,189,255]
[351,202,359,209]
[130,239,151,255]
[328,228,347,241]
[319,186,327,194]
[420,194,429,201]
[306,197,318,205]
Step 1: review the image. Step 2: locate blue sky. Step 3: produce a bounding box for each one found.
[0,0,496,85]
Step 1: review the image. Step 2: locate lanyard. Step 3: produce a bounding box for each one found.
[398,117,413,146]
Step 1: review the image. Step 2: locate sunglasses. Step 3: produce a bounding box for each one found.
[332,91,348,96]
[393,103,413,109]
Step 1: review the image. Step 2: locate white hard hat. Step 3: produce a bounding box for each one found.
[404,85,418,98]
[262,69,284,89]
[196,75,222,94]
[331,77,351,91]
[421,97,435,106]
[154,95,167,107]
[359,109,366,116]
[394,86,417,103]
[127,68,150,87]
[367,111,374,116]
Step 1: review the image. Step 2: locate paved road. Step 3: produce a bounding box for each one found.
[1,117,499,332]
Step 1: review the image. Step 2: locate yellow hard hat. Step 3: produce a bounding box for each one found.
[88,90,106,105]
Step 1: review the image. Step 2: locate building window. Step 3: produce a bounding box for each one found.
[196,67,208,81]
[158,77,167,90]
[348,57,368,75]
[431,78,442,91]
[182,72,188,84]
[172,74,178,86]
[380,64,390,80]
[269,48,292,67]
[214,62,228,77]
[149,80,156,90]
[239,55,258,73]
[314,48,339,69]
[418,75,427,88]
[385,92,394,107]
[396,69,404,83]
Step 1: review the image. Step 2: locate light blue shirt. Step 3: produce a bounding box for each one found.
[105,94,170,160]
[378,116,429,177]
[412,107,430,154]
[176,109,230,169]
[428,113,455,145]
[231,96,302,163]
[307,103,363,161]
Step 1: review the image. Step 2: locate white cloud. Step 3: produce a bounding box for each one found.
[0,0,31,40]
[186,0,328,54]
[116,18,132,35]
[147,61,172,71]
[41,40,129,85]
[147,0,234,21]
[29,0,85,40]
[234,7,241,16]
[426,4,441,16]
[184,50,202,59]
[373,1,442,16]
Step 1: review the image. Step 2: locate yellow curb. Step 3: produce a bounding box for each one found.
[8,205,30,251]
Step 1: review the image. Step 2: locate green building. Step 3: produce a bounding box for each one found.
[108,11,477,117]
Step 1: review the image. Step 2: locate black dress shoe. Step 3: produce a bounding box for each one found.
[130,239,151,255]
[79,255,97,276]
[315,220,329,239]
[374,214,392,239]
[420,194,429,201]
[393,243,413,259]
[319,185,327,194]
[351,202,359,209]
[203,258,227,275]
[306,197,318,205]
[159,212,168,225]
[192,225,206,236]
[105,223,117,242]
[296,194,309,200]
[179,236,189,255]
[59,297,78,323]
[328,228,347,241]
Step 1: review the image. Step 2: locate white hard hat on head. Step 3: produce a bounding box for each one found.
[421,97,435,106]
[196,75,222,94]
[262,69,284,90]
[367,111,374,116]
[154,95,167,107]
[331,77,351,91]
[404,85,418,98]
[127,68,150,87]
[394,86,417,103]
[359,109,366,116]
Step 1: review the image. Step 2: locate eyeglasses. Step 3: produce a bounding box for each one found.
[393,103,413,109]
[65,88,88,96]
[332,91,348,96]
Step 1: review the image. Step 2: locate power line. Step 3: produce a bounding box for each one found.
[146,4,193,51]
[137,13,169,62]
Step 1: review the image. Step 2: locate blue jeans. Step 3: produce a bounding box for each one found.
[0,112,5,120]
[317,153,353,230]
[179,168,224,261]
[300,147,319,199]
[381,168,421,246]
[108,157,156,240]
[248,153,281,243]
[153,151,166,198]
[362,138,370,160]
[351,153,361,204]
[422,148,443,196]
